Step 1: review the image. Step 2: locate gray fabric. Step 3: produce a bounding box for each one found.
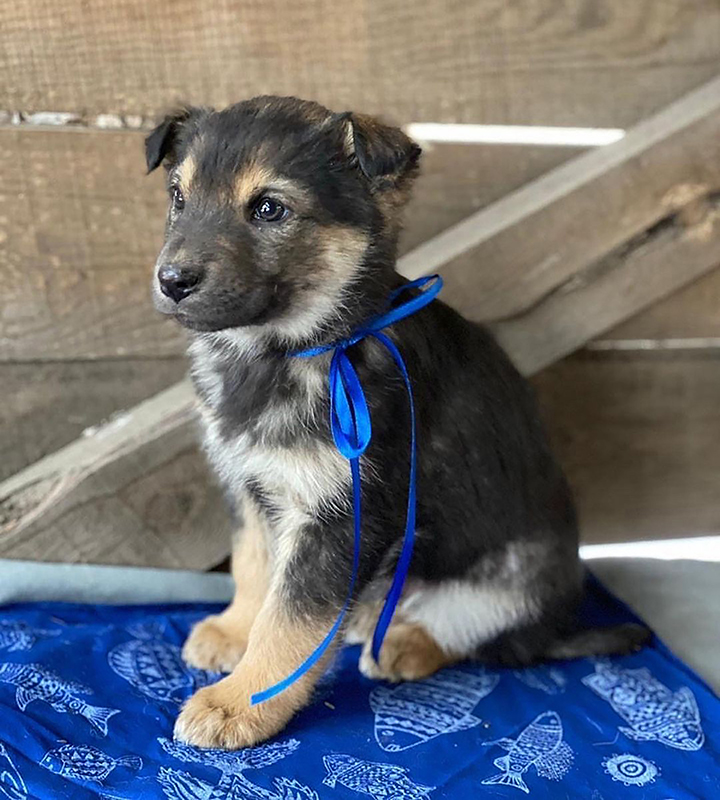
[589,558,720,693]
[0,559,233,606]
[0,557,717,692]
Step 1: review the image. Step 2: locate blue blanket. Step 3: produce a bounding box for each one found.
[0,577,716,799]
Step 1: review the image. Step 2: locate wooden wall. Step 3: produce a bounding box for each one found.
[5,0,720,127]
[2,0,720,557]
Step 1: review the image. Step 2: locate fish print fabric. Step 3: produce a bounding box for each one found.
[0,577,716,799]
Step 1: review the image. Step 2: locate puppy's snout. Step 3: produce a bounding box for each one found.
[157,264,203,303]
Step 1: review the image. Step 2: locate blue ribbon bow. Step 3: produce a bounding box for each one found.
[251,274,443,705]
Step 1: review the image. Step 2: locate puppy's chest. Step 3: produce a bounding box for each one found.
[191,342,348,515]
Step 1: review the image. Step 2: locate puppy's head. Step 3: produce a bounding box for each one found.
[146,96,420,342]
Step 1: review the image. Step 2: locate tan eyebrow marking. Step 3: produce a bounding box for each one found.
[175,154,197,195]
[234,162,278,207]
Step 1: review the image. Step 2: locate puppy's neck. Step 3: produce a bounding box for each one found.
[187,330,329,446]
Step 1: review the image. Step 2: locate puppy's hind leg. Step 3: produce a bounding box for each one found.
[358,616,458,682]
[350,596,461,683]
[182,503,269,673]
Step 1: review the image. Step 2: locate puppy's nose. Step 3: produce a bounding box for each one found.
[157,265,202,303]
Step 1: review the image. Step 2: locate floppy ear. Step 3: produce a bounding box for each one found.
[342,112,421,187]
[144,107,201,173]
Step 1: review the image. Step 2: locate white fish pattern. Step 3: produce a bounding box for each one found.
[513,666,566,695]
[40,743,142,784]
[158,738,317,800]
[370,668,499,751]
[602,753,659,787]
[159,768,319,800]
[108,625,220,704]
[0,742,26,800]
[0,621,59,653]
[482,711,574,794]
[582,661,705,751]
[322,754,434,800]
[0,662,119,736]
[158,768,212,800]
[158,737,300,774]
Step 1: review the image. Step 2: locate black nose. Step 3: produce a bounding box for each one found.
[157,265,202,303]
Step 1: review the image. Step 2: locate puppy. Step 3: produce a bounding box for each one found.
[145,96,648,749]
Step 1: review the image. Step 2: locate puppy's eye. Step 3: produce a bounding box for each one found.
[253,197,287,222]
[170,185,185,211]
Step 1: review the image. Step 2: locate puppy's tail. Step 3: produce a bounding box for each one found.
[542,622,651,661]
[473,621,651,667]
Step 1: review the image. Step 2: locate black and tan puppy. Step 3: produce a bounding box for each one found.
[145,96,648,749]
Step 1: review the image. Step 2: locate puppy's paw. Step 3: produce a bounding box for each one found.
[182,615,247,673]
[359,623,450,682]
[174,678,292,750]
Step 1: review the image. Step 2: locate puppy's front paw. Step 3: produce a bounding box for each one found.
[182,615,247,673]
[174,678,289,750]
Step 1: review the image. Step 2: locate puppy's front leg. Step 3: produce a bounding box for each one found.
[182,503,268,673]
[174,523,350,749]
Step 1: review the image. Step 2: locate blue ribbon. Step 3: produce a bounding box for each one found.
[251,274,443,705]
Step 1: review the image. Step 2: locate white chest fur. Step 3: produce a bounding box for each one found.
[190,335,351,540]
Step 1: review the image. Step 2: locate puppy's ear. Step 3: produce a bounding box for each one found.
[145,107,201,173]
[341,112,421,187]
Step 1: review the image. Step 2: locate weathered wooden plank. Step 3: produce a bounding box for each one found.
[601,266,720,343]
[0,382,233,569]
[0,128,575,361]
[0,358,185,482]
[402,143,577,250]
[401,74,720,324]
[3,0,720,127]
[490,192,720,373]
[0,127,180,361]
[533,350,720,544]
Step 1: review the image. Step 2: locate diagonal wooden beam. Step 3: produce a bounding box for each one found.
[399,73,720,326]
[0,382,232,569]
[491,193,720,374]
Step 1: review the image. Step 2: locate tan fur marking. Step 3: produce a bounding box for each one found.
[176,154,196,195]
[342,118,356,158]
[318,226,369,279]
[233,162,277,206]
[182,501,269,673]
[253,224,369,346]
[175,598,336,748]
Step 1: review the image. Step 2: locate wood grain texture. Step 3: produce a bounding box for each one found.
[3,0,720,127]
[0,358,186,482]
[534,350,720,544]
[490,192,720,373]
[0,127,181,361]
[0,128,574,361]
[0,383,233,569]
[602,266,720,342]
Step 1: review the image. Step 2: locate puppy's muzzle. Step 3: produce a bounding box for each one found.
[157,264,203,304]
